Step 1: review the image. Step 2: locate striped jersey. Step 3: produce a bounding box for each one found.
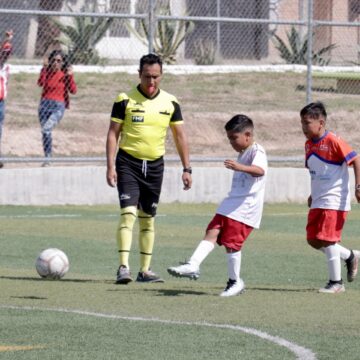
[110,85,183,161]
[305,130,358,211]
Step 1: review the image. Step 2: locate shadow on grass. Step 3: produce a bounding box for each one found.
[249,286,315,292]
[0,275,112,284]
[150,287,315,295]
[106,287,208,296]
[110,287,315,295]
[0,276,316,293]
[147,288,209,296]
[10,295,48,300]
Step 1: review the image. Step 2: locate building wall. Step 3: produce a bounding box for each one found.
[330,1,359,62]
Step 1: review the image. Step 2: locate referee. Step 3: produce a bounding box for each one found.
[106,53,192,284]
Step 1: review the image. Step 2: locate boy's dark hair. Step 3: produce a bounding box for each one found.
[139,53,163,73]
[225,114,254,133]
[300,101,327,119]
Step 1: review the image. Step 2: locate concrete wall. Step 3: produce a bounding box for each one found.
[0,166,356,205]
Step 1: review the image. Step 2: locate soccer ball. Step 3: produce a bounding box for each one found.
[35,248,69,279]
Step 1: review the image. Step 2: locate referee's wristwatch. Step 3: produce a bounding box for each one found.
[183,167,192,174]
[356,184,360,191]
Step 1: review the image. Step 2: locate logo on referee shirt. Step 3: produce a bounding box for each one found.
[132,115,144,123]
[120,193,131,200]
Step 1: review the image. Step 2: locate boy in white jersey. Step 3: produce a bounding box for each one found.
[168,114,267,297]
[300,102,360,294]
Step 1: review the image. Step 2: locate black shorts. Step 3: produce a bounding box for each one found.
[115,149,164,216]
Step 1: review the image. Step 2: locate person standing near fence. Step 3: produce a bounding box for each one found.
[0,30,13,169]
[106,53,192,284]
[37,50,77,166]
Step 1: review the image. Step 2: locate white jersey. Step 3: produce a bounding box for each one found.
[216,143,267,228]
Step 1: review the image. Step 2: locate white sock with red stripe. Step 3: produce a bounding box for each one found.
[189,240,215,267]
[324,245,342,282]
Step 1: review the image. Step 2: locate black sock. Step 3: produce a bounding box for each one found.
[329,279,343,285]
[346,250,354,263]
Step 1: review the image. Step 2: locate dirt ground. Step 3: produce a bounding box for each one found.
[2,109,359,160]
[3,71,360,162]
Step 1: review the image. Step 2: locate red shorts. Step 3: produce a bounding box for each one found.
[306,208,348,242]
[207,214,253,251]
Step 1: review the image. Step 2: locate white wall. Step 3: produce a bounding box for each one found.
[0,166,356,206]
[0,166,306,205]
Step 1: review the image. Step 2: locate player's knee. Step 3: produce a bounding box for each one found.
[119,206,137,230]
[138,210,154,232]
[307,238,324,250]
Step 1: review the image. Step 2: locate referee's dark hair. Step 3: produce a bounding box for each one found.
[225,114,254,133]
[139,53,163,73]
[300,101,327,120]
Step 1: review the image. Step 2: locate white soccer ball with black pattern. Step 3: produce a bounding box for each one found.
[35,248,69,279]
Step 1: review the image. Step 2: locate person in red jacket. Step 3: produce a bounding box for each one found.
[37,50,77,166]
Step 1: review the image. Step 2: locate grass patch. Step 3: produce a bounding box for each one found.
[1,203,360,359]
[4,71,360,158]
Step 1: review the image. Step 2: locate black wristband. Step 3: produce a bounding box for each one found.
[183,167,192,174]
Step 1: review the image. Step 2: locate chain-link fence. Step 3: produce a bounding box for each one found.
[0,0,359,164]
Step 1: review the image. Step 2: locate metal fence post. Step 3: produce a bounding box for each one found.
[216,0,221,59]
[148,0,156,53]
[306,0,314,104]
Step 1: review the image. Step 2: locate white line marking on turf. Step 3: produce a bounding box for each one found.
[1,305,316,360]
[0,345,45,352]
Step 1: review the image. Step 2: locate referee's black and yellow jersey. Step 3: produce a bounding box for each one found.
[111,85,183,161]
